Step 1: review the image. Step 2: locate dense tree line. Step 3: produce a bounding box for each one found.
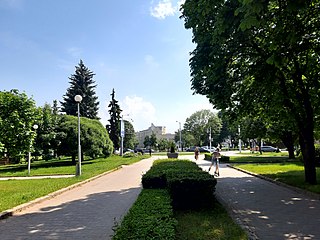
[181,0,320,183]
[0,60,135,163]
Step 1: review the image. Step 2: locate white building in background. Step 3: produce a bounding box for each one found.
[135,123,175,147]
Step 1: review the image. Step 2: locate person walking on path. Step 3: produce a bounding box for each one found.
[208,147,221,176]
[194,147,200,160]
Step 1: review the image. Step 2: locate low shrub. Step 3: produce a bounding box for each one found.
[167,171,217,210]
[142,159,217,210]
[142,159,202,189]
[122,152,136,158]
[112,189,176,240]
[204,153,230,162]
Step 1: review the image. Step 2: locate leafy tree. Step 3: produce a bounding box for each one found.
[123,120,137,150]
[181,130,196,148]
[181,0,320,184]
[157,138,169,151]
[57,115,113,163]
[35,103,56,159]
[149,133,157,149]
[143,136,150,148]
[61,60,99,119]
[184,110,222,146]
[0,90,40,161]
[106,89,122,151]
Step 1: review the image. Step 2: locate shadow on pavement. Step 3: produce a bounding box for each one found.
[0,186,141,240]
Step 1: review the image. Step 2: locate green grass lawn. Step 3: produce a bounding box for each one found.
[232,158,320,194]
[175,201,247,240]
[0,155,148,212]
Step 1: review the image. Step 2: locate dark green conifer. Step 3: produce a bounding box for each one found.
[61,60,99,119]
[106,89,122,150]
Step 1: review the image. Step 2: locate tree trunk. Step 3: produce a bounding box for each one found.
[71,154,76,164]
[299,127,317,184]
[280,131,295,159]
[287,145,295,160]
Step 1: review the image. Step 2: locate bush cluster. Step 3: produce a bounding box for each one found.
[142,159,217,210]
[204,153,230,162]
[112,159,217,239]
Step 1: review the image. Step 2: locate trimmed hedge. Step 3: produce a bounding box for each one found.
[142,159,217,210]
[142,159,203,189]
[113,159,217,239]
[112,189,176,240]
[204,153,230,162]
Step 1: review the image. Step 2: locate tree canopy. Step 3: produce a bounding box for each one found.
[61,60,99,119]
[57,115,113,163]
[106,89,122,151]
[184,109,222,146]
[181,0,320,184]
[0,90,40,161]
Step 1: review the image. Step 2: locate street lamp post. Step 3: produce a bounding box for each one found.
[28,124,38,175]
[238,125,242,153]
[176,121,182,151]
[208,127,212,151]
[74,95,83,176]
[120,115,125,156]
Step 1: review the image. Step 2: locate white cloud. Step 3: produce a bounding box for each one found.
[150,0,177,19]
[121,96,157,131]
[98,96,156,132]
[144,54,159,69]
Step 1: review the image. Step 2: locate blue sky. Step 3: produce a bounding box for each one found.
[0,0,213,133]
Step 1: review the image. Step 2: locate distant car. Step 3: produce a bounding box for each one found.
[187,146,197,152]
[260,146,280,152]
[186,146,210,153]
[124,148,134,153]
[134,148,145,154]
[199,147,211,153]
[201,146,216,153]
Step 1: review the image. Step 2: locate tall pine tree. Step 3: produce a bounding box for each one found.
[106,89,122,150]
[61,60,99,119]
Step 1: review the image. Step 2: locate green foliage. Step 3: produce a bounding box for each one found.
[204,153,230,162]
[57,115,113,159]
[106,89,122,150]
[142,159,217,210]
[184,110,222,146]
[142,160,203,189]
[122,152,136,158]
[175,203,248,240]
[167,171,217,210]
[112,189,176,240]
[235,162,320,194]
[157,138,170,151]
[123,120,137,149]
[181,0,320,184]
[0,90,40,161]
[35,103,57,159]
[60,60,99,119]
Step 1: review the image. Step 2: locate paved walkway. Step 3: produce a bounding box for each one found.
[195,156,320,240]
[0,153,320,240]
[0,156,166,240]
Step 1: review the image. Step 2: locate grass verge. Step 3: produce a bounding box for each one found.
[0,155,148,212]
[174,200,247,240]
[234,162,320,194]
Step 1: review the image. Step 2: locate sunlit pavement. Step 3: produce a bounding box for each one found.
[188,153,320,240]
